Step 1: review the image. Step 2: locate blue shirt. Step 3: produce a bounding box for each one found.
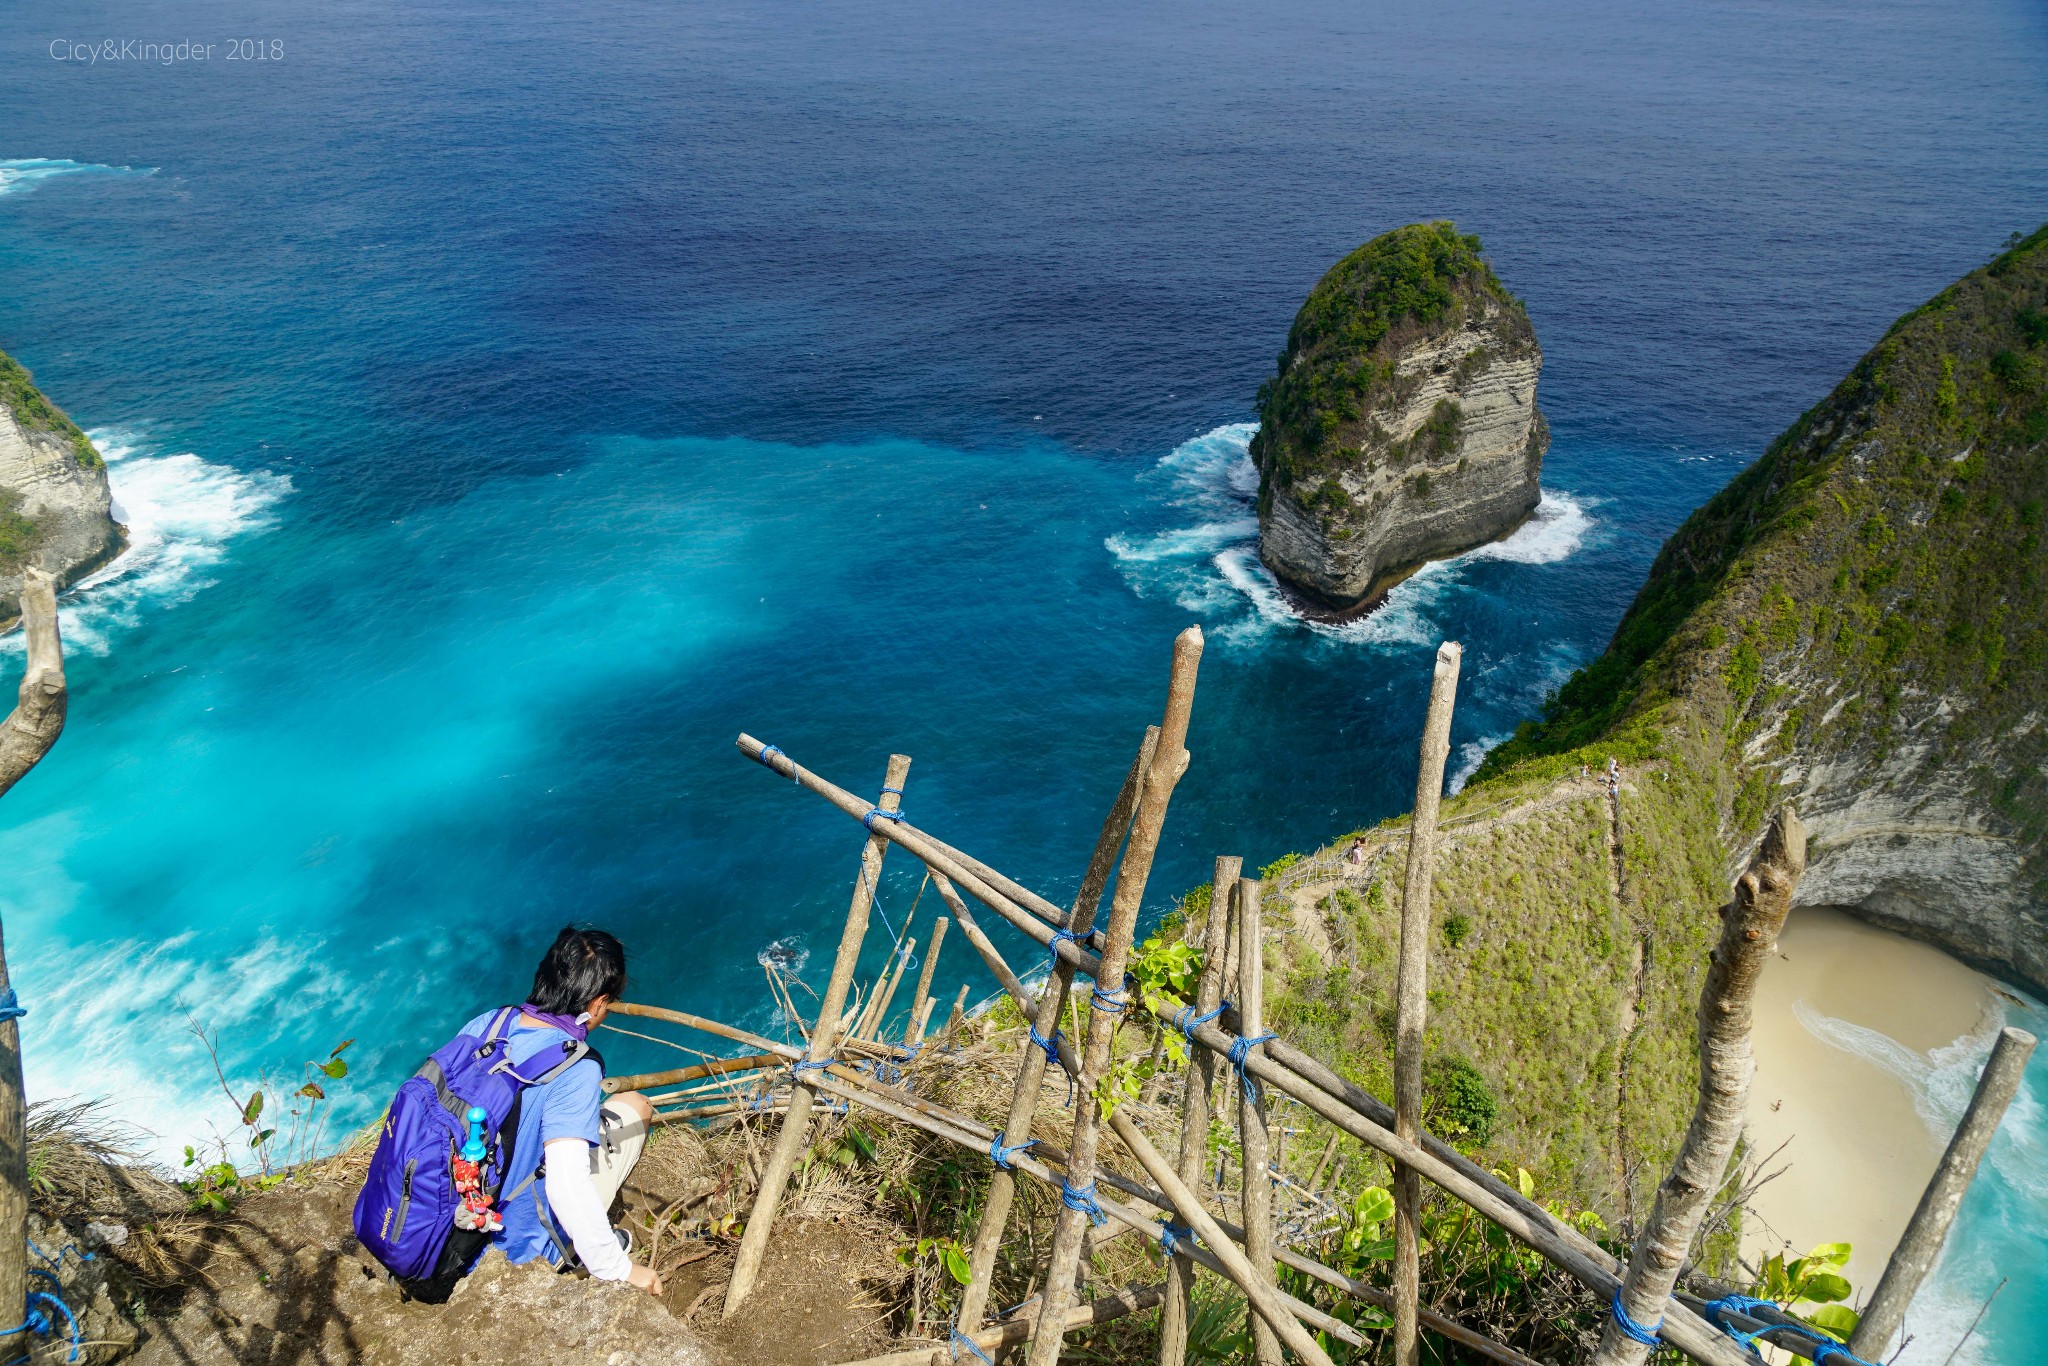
[460,1010,605,1266]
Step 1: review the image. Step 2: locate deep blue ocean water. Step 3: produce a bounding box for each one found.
[2,0,2045,1357]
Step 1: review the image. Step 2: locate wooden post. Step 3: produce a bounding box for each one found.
[1027,625,1203,1366]
[946,983,970,1036]
[904,916,948,1048]
[1393,640,1461,1366]
[724,753,910,1317]
[1307,1132,1341,1194]
[952,729,1157,1335]
[1177,1016,1758,1366]
[1159,855,1239,1366]
[1850,1023,2038,1360]
[861,935,916,1043]
[1591,806,1806,1366]
[1106,1107,1336,1366]
[846,901,1528,1366]
[1236,879,1283,1366]
[1,567,69,1333]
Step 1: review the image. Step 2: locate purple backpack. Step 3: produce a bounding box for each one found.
[352,1007,591,1301]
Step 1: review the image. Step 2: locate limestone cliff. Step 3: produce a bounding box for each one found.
[1252,222,1546,614]
[1,349,124,627]
[1483,223,2048,997]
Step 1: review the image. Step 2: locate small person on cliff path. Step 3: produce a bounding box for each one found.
[468,927,664,1296]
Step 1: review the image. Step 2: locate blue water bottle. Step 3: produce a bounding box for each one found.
[462,1106,489,1164]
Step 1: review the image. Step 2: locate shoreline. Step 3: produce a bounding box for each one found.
[1745,906,2002,1294]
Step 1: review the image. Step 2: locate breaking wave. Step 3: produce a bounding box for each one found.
[1107,421,1593,649]
[14,428,290,656]
[0,158,152,197]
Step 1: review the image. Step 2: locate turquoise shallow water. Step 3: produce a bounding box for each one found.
[2,0,2047,1357]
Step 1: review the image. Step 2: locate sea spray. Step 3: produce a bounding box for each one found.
[43,428,287,655]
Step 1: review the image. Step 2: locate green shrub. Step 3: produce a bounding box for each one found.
[1443,913,1472,947]
[0,489,41,572]
[1424,1055,1498,1144]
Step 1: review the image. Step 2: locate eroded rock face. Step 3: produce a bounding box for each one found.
[1252,222,1546,614]
[1,353,124,626]
[1782,707,2048,995]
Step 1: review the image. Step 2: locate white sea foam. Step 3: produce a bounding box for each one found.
[0,158,152,197]
[757,935,810,975]
[15,926,364,1165]
[1447,733,1511,794]
[1107,420,1593,649]
[1793,995,2047,1365]
[7,428,289,656]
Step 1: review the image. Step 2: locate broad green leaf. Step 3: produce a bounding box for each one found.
[1805,1241,1852,1269]
[1800,1272,1852,1304]
[297,1081,326,1100]
[943,1247,973,1285]
[1516,1168,1535,1199]
[242,1091,264,1124]
[320,1057,349,1080]
[1806,1305,1859,1340]
[1354,1187,1395,1225]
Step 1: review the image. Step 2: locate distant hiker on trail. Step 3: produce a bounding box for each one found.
[354,926,664,1300]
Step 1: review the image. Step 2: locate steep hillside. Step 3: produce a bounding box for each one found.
[1482,222,2048,994]
[1261,223,2048,1221]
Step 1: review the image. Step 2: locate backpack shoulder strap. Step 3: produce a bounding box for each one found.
[481,1006,519,1044]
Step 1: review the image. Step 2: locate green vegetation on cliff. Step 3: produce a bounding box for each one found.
[1252,221,1532,495]
[1254,223,2048,1226]
[1,348,103,470]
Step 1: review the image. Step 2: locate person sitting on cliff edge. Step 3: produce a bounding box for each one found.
[470,926,663,1296]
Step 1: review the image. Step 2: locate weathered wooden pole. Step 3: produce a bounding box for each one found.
[903,916,949,1047]
[1850,1023,2038,1360]
[952,729,1156,1336]
[872,888,1526,1366]
[1106,1107,1336,1366]
[724,753,911,1317]
[1306,1132,1341,1194]
[845,1283,1170,1366]
[1027,625,1203,1366]
[861,935,916,1042]
[945,983,970,1036]
[1393,640,1461,1366]
[1,567,69,1335]
[1236,878,1283,1366]
[1159,855,1239,1366]
[1591,806,1806,1366]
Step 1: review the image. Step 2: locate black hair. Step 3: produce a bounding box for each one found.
[528,925,628,1015]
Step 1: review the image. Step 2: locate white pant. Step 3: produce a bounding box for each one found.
[590,1098,647,1213]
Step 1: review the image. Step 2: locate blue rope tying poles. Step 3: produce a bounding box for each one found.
[1059,1179,1107,1228]
[1089,984,1128,1014]
[1702,1296,1881,1366]
[1027,1023,1074,1106]
[863,806,905,832]
[1225,1031,1276,1103]
[987,1131,1038,1170]
[0,988,24,1023]
[1171,1001,1226,1041]
[949,1325,996,1366]
[755,744,797,781]
[1044,927,1084,977]
[1157,1221,1197,1256]
[1608,1291,1663,1348]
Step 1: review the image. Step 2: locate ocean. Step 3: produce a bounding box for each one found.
[2,0,2045,1358]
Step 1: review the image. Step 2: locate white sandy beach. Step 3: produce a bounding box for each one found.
[1745,906,2004,1292]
